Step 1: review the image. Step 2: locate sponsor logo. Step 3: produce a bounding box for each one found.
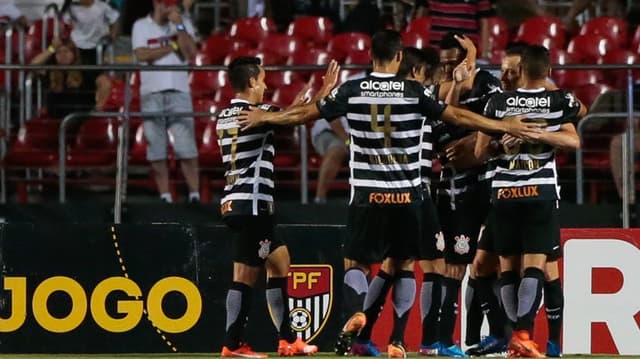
[496,185,539,199]
[0,276,201,333]
[454,235,471,255]
[360,80,405,92]
[287,265,333,342]
[328,87,339,100]
[258,239,271,259]
[219,106,243,118]
[508,159,541,170]
[368,192,411,204]
[506,96,551,108]
[435,232,445,252]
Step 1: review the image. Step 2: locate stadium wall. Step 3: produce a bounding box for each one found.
[0,203,637,354]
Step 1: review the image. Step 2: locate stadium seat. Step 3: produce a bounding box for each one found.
[28,18,72,42]
[571,83,612,106]
[567,33,618,63]
[550,49,573,88]
[65,117,118,167]
[579,16,628,48]
[287,16,334,46]
[485,16,509,54]
[229,17,276,45]
[265,70,303,89]
[258,34,305,59]
[4,119,59,167]
[515,16,566,49]
[287,48,331,78]
[214,85,235,106]
[192,98,219,122]
[344,49,371,65]
[223,48,285,66]
[271,81,309,108]
[200,34,250,65]
[490,49,505,64]
[326,32,371,61]
[198,120,222,167]
[189,70,227,98]
[128,121,148,165]
[599,49,640,88]
[273,127,300,168]
[401,31,427,49]
[403,16,431,41]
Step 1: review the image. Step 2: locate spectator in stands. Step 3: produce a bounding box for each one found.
[60,0,120,66]
[423,0,495,59]
[562,0,626,31]
[30,36,110,119]
[311,117,349,204]
[338,0,382,36]
[0,0,28,27]
[492,0,544,31]
[132,0,200,203]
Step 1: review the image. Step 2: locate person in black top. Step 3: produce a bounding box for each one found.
[238,29,542,358]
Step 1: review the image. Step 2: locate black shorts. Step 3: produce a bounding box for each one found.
[345,202,422,264]
[419,194,445,260]
[223,215,285,267]
[437,186,490,264]
[488,200,560,256]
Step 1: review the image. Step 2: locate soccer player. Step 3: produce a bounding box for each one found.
[218,57,333,358]
[238,30,542,358]
[478,45,584,358]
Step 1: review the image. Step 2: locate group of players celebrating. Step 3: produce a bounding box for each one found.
[216,28,587,359]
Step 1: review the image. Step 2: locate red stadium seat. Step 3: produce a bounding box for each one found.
[560,69,604,89]
[485,16,509,54]
[567,33,618,63]
[128,121,147,165]
[632,26,640,54]
[258,34,305,59]
[223,48,285,66]
[404,16,431,41]
[200,34,250,65]
[515,16,566,49]
[229,17,276,45]
[189,70,227,98]
[28,18,71,42]
[198,120,222,167]
[192,98,219,122]
[550,49,573,88]
[490,49,505,64]
[401,31,427,48]
[327,32,371,61]
[287,16,334,46]
[273,127,300,167]
[599,49,640,88]
[571,83,611,106]
[214,86,235,106]
[65,118,118,167]
[265,70,303,89]
[344,49,371,65]
[271,81,309,108]
[287,48,330,78]
[4,119,59,167]
[579,16,628,48]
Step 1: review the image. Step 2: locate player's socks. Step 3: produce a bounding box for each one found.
[342,267,369,317]
[438,277,461,346]
[224,282,253,349]
[477,273,506,338]
[544,278,564,344]
[266,276,296,342]
[515,267,545,332]
[359,270,394,341]
[499,270,520,326]
[465,277,483,346]
[420,273,442,346]
[390,270,416,343]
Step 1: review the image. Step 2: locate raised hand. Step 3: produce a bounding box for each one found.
[503,115,545,140]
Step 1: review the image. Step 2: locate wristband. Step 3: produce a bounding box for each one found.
[170,41,179,52]
[176,23,186,32]
[47,45,56,54]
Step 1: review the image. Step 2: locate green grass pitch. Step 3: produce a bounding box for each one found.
[1,354,639,358]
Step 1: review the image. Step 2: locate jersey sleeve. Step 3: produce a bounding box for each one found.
[465,71,503,114]
[483,95,501,119]
[556,90,581,124]
[317,84,349,121]
[420,86,447,120]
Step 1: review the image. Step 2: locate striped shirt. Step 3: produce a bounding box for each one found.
[317,73,446,206]
[483,88,581,201]
[421,84,442,186]
[217,99,279,217]
[427,0,495,49]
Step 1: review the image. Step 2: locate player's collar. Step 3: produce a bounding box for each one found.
[231,99,250,104]
[370,72,395,78]
[516,87,546,93]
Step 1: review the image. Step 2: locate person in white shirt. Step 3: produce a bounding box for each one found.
[61,0,120,65]
[310,117,349,203]
[0,0,28,27]
[132,0,200,203]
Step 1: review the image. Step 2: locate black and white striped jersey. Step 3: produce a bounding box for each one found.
[483,88,581,201]
[217,99,279,217]
[316,72,447,206]
[435,70,502,198]
[420,84,442,186]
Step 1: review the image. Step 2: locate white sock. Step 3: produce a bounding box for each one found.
[160,193,173,203]
[189,192,200,202]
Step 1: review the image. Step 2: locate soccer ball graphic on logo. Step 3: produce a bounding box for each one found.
[290,308,312,331]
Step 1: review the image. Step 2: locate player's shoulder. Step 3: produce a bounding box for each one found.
[475,69,501,85]
[259,103,281,112]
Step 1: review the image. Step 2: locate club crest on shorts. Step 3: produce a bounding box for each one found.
[435,231,445,252]
[454,235,471,254]
[258,239,271,259]
[287,265,333,342]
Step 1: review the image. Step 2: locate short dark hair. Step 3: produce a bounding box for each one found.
[228,57,261,92]
[440,31,467,57]
[505,41,530,57]
[371,30,403,63]
[522,45,551,80]
[422,47,440,71]
[397,47,426,78]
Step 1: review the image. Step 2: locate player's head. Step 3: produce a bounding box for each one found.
[228,56,266,102]
[521,45,551,82]
[501,42,529,91]
[397,47,429,82]
[439,31,467,82]
[422,47,442,86]
[370,30,403,71]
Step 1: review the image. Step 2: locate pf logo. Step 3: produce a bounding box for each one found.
[287,265,333,342]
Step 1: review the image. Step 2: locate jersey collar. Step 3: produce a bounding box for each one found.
[369,72,395,78]
[516,87,546,93]
[231,99,250,104]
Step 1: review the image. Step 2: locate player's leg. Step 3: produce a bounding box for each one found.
[544,258,563,357]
